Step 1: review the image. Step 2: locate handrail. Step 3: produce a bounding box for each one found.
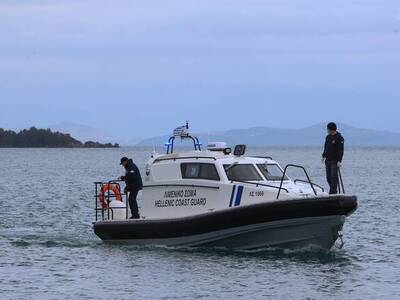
[143,184,220,190]
[294,179,325,192]
[277,164,317,199]
[94,179,124,184]
[154,156,217,163]
[230,180,289,193]
[338,168,346,194]
[166,135,202,154]
[166,136,175,154]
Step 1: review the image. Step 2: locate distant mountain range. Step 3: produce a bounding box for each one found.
[49,122,120,144]
[45,122,400,147]
[137,123,400,147]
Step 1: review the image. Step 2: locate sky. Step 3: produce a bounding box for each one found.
[0,0,400,139]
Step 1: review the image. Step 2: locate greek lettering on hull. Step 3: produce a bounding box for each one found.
[156,189,206,208]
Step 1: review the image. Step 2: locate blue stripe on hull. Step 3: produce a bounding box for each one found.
[234,186,244,207]
[229,185,236,207]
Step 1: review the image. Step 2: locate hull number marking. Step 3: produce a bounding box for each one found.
[249,191,264,197]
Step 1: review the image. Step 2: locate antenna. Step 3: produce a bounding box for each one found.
[151,138,156,157]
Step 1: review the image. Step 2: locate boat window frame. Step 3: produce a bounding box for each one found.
[180,162,221,181]
[223,163,263,182]
[257,163,289,181]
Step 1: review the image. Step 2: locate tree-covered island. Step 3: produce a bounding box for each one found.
[0,127,119,148]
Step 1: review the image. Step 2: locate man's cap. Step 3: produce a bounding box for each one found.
[120,157,129,165]
[327,122,337,131]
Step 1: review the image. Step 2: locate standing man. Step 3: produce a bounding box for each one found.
[322,122,344,194]
[120,157,143,219]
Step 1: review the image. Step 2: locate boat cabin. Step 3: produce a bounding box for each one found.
[94,123,327,221]
[137,125,325,219]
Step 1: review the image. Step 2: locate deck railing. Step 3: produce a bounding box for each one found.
[94,180,129,221]
[277,164,317,199]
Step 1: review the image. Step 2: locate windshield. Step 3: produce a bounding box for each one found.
[257,164,289,181]
[224,164,263,181]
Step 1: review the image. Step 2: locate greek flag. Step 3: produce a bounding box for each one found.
[173,125,188,137]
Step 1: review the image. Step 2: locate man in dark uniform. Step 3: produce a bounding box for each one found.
[120,157,143,219]
[322,122,344,194]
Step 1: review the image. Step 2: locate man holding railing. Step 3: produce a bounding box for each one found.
[119,157,143,219]
[322,122,344,194]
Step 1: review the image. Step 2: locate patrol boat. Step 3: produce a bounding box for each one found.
[93,124,357,250]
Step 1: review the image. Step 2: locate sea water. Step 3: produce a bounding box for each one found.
[0,147,399,299]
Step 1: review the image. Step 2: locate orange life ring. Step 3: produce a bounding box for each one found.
[98,184,123,209]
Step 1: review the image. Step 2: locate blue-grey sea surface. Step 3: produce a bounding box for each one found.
[0,147,399,299]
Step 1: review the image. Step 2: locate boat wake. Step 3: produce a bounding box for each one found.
[110,243,351,263]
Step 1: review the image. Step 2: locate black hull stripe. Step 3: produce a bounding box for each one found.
[94,195,357,241]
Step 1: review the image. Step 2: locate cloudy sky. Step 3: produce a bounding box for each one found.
[0,0,399,138]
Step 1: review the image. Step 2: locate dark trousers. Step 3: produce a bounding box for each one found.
[325,161,339,194]
[128,189,140,218]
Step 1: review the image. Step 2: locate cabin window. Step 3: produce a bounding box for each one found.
[181,163,220,181]
[257,164,289,181]
[223,164,263,181]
